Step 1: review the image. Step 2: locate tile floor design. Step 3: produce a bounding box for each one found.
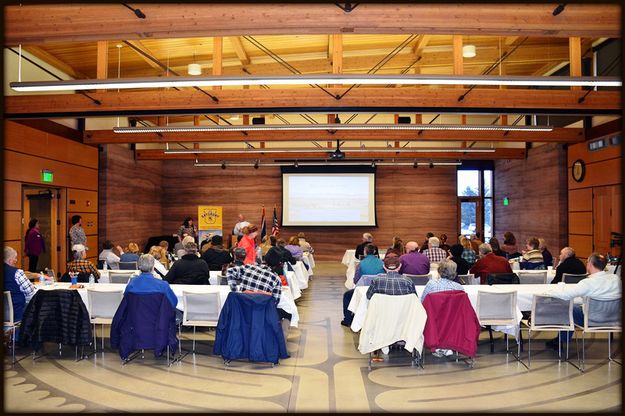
[3,262,622,412]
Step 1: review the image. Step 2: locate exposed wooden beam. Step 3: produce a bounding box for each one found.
[96,41,108,93]
[136,148,526,161]
[452,35,464,90]
[5,89,619,119]
[569,36,582,91]
[213,37,223,91]
[125,40,162,70]
[412,35,432,56]
[84,127,584,145]
[332,34,343,76]
[327,35,333,60]
[22,46,87,79]
[229,36,249,65]
[5,4,620,45]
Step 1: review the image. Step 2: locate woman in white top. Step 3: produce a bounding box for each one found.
[99,240,124,270]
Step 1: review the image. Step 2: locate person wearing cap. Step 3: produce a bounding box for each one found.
[164,241,209,285]
[399,241,430,275]
[67,244,100,280]
[201,235,233,271]
[366,255,416,300]
[237,224,259,265]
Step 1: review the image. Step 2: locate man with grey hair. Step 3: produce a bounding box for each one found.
[4,246,38,322]
[421,259,464,302]
[470,243,512,284]
[422,236,448,263]
[355,233,375,260]
[67,244,100,280]
[125,254,178,308]
[165,241,209,285]
[551,246,586,284]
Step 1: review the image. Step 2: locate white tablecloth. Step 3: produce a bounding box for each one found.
[291,261,309,290]
[285,271,302,300]
[40,282,299,327]
[342,249,387,289]
[347,283,579,336]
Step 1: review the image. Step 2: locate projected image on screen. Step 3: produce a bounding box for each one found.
[282,173,376,226]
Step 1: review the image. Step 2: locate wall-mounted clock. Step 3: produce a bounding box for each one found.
[572,159,585,182]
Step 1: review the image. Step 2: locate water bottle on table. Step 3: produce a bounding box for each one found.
[39,272,45,285]
[89,273,95,288]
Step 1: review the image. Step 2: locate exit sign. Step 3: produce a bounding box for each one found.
[503,197,509,206]
[41,169,54,183]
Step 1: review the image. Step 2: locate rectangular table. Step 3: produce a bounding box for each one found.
[38,281,300,327]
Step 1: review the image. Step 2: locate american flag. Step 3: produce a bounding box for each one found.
[260,206,266,240]
[271,206,280,236]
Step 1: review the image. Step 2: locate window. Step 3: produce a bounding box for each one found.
[457,169,493,240]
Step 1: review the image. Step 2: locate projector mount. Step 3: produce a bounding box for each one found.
[330,139,345,160]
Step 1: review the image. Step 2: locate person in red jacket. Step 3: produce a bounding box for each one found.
[470,243,513,284]
[237,224,259,265]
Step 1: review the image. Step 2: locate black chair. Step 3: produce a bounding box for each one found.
[563,273,589,284]
[118,261,137,270]
[60,271,91,283]
[487,273,520,285]
[520,261,546,270]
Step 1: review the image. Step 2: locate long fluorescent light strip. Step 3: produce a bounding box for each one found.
[165,147,496,154]
[194,161,463,167]
[114,124,553,133]
[11,74,621,92]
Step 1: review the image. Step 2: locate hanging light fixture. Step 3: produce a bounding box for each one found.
[187,51,202,75]
[463,45,476,58]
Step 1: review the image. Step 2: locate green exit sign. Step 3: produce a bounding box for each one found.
[41,170,54,183]
[503,197,509,206]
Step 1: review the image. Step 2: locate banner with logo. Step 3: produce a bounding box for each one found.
[198,206,223,244]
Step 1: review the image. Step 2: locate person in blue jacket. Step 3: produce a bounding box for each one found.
[125,254,178,309]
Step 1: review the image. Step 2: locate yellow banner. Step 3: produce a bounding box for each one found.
[198,206,222,230]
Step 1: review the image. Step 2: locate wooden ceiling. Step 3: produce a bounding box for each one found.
[4,3,622,162]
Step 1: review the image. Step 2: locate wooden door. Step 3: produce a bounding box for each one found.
[593,185,622,256]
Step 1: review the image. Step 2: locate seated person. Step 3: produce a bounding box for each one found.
[119,242,140,263]
[448,243,471,276]
[522,237,544,263]
[99,240,124,269]
[419,232,435,252]
[421,259,465,302]
[488,237,507,258]
[284,236,304,261]
[260,235,276,258]
[470,232,483,254]
[366,255,416,300]
[176,235,195,259]
[341,244,385,327]
[399,241,430,275]
[470,243,513,284]
[422,236,448,264]
[389,236,405,256]
[297,232,314,254]
[266,239,297,268]
[164,242,209,285]
[199,233,212,253]
[201,235,233,271]
[159,240,174,267]
[551,246,586,284]
[231,247,247,267]
[538,238,553,267]
[67,244,100,281]
[355,233,374,260]
[4,246,39,322]
[125,254,178,308]
[502,231,521,259]
[543,253,621,348]
[439,234,450,253]
[148,246,168,278]
[460,236,476,266]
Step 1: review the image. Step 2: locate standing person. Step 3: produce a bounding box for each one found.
[237,224,259,265]
[233,214,250,237]
[178,217,197,242]
[24,219,45,273]
[69,215,87,249]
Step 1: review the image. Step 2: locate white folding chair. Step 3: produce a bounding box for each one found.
[476,291,524,367]
[572,296,621,372]
[3,291,21,364]
[403,273,431,286]
[180,291,221,356]
[522,295,576,369]
[517,271,548,284]
[562,273,589,284]
[458,273,478,285]
[87,289,124,352]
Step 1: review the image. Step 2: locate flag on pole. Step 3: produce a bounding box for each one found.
[260,206,267,240]
[271,206,280,236]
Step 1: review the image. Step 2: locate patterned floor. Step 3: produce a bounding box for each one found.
[3,262,622,412]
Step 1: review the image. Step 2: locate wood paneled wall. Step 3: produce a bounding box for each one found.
[494,143,568,257]
[160,162,459,261]
[567,131,622,259]
[3,121,98,272]
[98,144,163,252]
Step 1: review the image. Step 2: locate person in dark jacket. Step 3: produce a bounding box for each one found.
[265,239,297,268]
[201,235,233,271]
[488,237,507,258]
[449,243,471,276]
[551,246,587,284]
[165,242,209,285]
[4,246,38,323]
[24,218,45,273]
